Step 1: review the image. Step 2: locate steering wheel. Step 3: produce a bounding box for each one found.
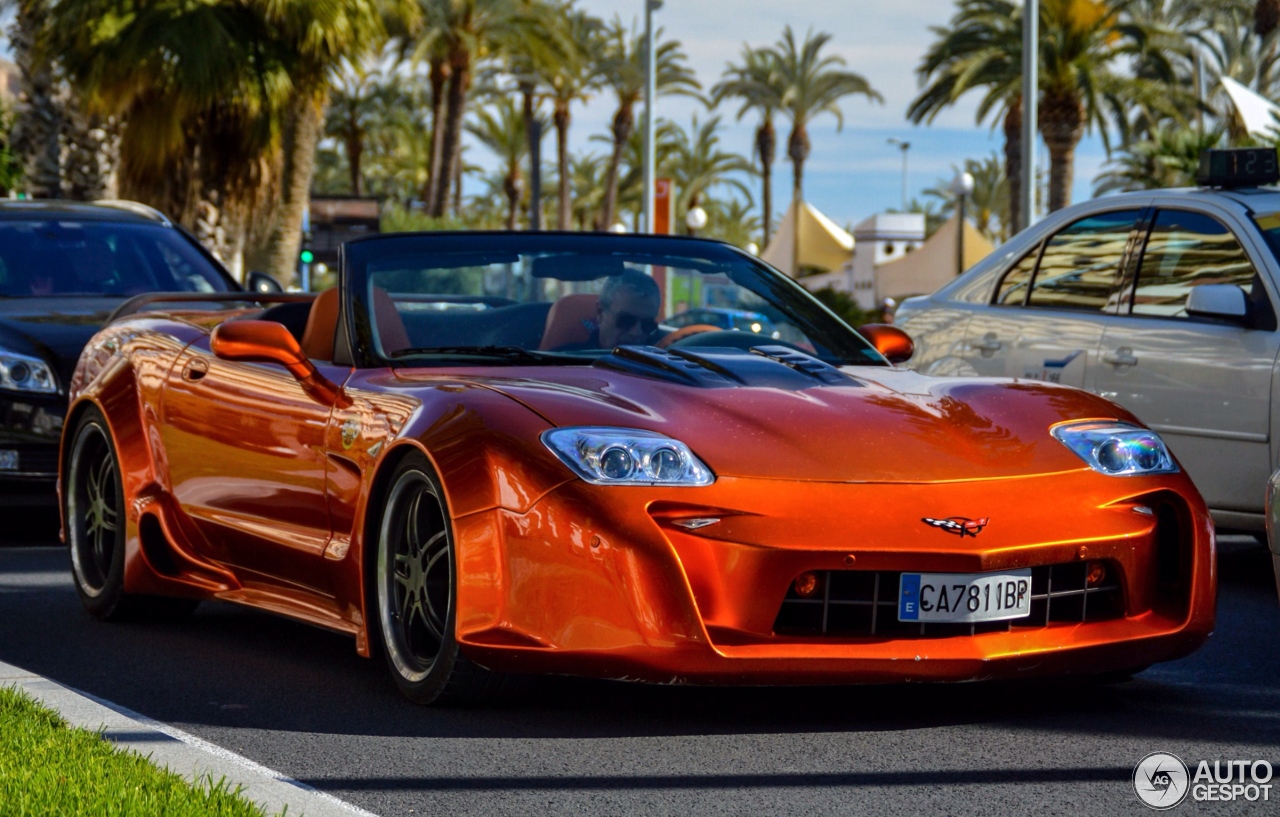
[655,324,723,348]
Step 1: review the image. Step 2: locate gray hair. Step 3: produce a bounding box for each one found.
[600,268,660,308]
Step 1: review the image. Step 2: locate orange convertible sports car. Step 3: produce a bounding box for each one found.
[60,233,1214,704]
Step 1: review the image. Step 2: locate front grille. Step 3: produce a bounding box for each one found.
[774,562,1124,639]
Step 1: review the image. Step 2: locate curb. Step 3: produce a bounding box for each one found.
[0,659,377,817]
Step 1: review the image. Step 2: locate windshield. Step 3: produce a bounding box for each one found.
[344,233,884,367]
[0,220,232,297]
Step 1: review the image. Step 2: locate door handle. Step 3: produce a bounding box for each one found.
[972,334,1002,354]
[182,359,209,381]
[1101,347,1138,367]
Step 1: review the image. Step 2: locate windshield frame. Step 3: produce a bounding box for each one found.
[340,232,886,370]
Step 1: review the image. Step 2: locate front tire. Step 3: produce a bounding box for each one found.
[66,408,197,621]
[66,408,129,619]
[375,454,504,705]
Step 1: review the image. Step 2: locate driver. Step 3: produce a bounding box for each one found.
[591,270,661,348]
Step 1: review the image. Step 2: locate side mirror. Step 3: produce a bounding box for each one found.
[858,323,915,365]
[1186,284,1248,323]
[245,271,284,294]
[210,320,350,407]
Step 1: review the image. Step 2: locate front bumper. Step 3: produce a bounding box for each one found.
[453,469,1216,684]
[0,390,64,505]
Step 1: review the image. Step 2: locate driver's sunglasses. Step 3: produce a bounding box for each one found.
[613,311,658,334]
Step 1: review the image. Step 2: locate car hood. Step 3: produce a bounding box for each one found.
[0,297,121,386]
[399,347,1137,483]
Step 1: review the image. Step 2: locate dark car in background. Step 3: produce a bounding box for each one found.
[0,200,244,506]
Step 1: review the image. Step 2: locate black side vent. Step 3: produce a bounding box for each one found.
[1150,495,1192,618]
[594,345,858,390]
[749,345,850,384]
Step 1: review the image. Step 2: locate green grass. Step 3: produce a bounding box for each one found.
[0,685,274,816]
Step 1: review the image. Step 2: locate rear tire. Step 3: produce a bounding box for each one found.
[66,408,197,621]
[374,453,506,705]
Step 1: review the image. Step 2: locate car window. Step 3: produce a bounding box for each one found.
[994,246,1040,306]
[1026,210,1140,311]
[0,220,230,296]
[1131,210,1258,318]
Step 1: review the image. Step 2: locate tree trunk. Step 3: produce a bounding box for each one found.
[265,91,326,285]
[554,100,571,230]
[432,48,471,217]
[11,0,61,198]
[1257,0,1280,36]
[756,117,776,245]
[1003,99,1022,238]
[788,124,809,200]
[596,103,634,231]
[1040,91,1084,213]
[504,167,522,231]
[520,81,541,230]
[424,56,450,207]
[347,131,363,197]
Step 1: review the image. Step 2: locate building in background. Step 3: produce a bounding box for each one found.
[799,212,993,309]
[308,196,380,266]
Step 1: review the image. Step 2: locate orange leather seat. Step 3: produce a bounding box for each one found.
[539,294,598,350]
[299,286,411,359]
[300,288,339,360]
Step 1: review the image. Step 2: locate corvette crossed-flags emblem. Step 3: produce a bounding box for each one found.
[921,517,989,537]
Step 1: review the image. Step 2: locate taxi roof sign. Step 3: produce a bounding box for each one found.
[1197,147,1280,188]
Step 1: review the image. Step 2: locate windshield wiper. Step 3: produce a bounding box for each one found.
[388,345,587,364]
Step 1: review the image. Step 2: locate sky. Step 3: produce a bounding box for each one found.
[0,1,1113,235]
[564,0,1111,233]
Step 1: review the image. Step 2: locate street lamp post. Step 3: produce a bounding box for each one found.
[643,0,663,234]
[887,138,910,211]
[951,170,974,276]
[1021,0,1037,232]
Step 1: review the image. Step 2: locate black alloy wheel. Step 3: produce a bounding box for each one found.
[375,453,503,705]
[67,409,127,617]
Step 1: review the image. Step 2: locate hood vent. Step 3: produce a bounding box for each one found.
[593,345,859,390]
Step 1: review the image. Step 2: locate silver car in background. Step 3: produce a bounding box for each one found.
[896,155,1280,598]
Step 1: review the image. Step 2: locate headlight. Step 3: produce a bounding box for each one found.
[0,348,58,394]
[1052,422,1177,476]
[541,427,715,486]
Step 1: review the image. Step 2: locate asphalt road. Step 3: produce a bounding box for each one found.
[0,535,1276,817]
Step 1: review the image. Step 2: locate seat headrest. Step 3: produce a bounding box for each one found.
[300,288,340,360]
[539,294,599,350]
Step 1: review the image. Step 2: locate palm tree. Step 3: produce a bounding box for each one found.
[10,0,64,197]
[921,153,1010,243]
[909,0,1024,237]
[595,17,700,231]
[567,151,606,231]
[664,116,754,231]
[1094,126,1225,194]
[466,96,543,230]
[1035,0,1176,211]
[539,9,606,229]
[713,45,786,245]
[50,0,291,267]
[407,0,545,217]
[703,196,762,250]
[768,26,881,201]
[326,56,396,197]
[259,0,388,283]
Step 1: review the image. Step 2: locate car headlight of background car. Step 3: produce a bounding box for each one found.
[0,347,58,394]
[542,427,715,486]
[1053,422,1177,476]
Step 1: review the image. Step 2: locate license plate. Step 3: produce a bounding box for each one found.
[898,569,1032,623]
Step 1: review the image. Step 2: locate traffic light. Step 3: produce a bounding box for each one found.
[298,231,314,291]
[300,248,314,264]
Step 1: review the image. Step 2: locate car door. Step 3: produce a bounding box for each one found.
[1090,206,1280,516]
[959,208,1144,386]
[160,333,352,593]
